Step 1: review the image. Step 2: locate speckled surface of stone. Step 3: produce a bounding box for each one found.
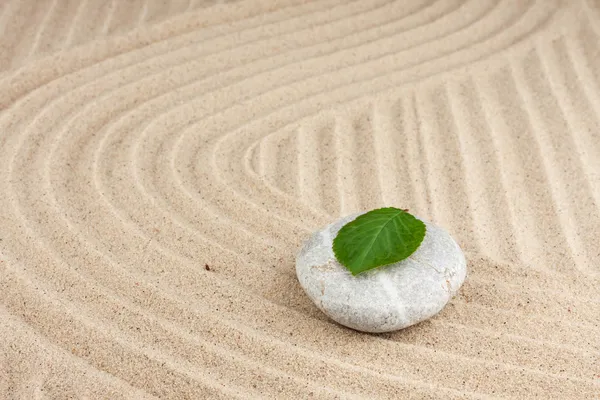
[296,213,467,332]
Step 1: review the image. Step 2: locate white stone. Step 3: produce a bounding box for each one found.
[296,213,467,333]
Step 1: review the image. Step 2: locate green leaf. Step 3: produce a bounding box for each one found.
[332,207,426,276]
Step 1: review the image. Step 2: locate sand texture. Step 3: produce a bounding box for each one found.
[0,0,599,398]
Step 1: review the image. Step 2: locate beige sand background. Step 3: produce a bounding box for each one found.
[0,0,599,398]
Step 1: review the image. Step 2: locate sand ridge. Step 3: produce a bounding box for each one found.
[0,0,599,398]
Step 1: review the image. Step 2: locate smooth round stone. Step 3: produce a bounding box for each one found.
[296,213,467,333]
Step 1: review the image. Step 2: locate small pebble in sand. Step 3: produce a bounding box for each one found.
[296,213,467,333]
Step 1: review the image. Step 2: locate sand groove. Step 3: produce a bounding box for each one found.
[1,1,599,398]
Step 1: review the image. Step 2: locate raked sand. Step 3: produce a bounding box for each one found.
[1,0,599,398]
